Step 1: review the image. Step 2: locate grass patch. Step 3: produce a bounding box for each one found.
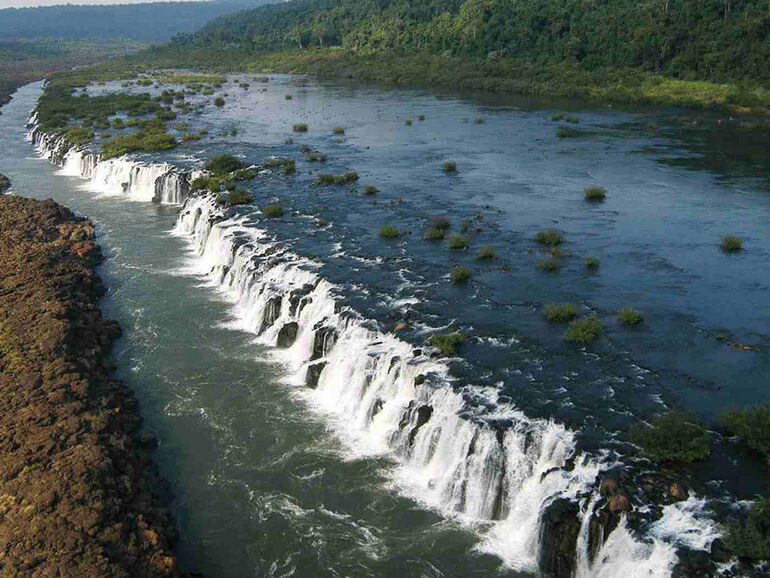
[720,403,770,464]
[584,185,607,201]
[721,234,743,253]
[431,216,451,230]
[442,160,457,172]
[630,411,710,463]
[563,314,602,343]
[205,154,244,176]
[424,228,446,241]
[100,121,176,159]
[285,94,293,100]
[379,225,400,239]
[64,126,95,146]
[448,234,468,250]
[264,157,296,174]
[333,126,345,134]
[214,96,225,107]
[450,266,471,284]
[556,126,583,138]
[427,332,464,357]
[262,203,283,218]
[363,185,379,195]
[226,190,253,205]
[535,229,563,246]
[585,256,600,270]
[405,119,413,125]
[474,117,485,124]
[618,307,644,325]
[293,123,308,132]
[543,302,579,323]
[476,246,495,260]
[314,172,359,186]
[537,256,561,271]
[305,151,327,162]
[418,115,426,121]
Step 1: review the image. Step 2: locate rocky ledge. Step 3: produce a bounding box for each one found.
[0,174,9,193]
[0,195,179,576]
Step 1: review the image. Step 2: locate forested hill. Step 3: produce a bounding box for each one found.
[173,0,770,84]
[0,0,274,43]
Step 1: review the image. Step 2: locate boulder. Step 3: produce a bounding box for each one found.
[306,362,327,389]
[0,173,10,193]
[276,322,299,348]
[539,498,581,578]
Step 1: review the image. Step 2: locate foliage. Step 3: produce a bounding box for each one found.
[442,160,457,172]
[448,234,468,250]
[563,314,602,343]
[226,190,253,205]
[476,246,495,260]
[214,96,225,107]
[190,176,210,191]
[100,120,176,159]
[431,216,451,230]
[630,411,710,463]
[379,225,400,239]
[585,256,600,270]
[535,229,563,246]
[720,403,770,464]
[427,332,464,357]
[405,119,413,125]
[618,307,644,325]
[205,154,244,176]
[450,266,471,284]
[64,126,95,146]
[584,185,607,201]
[306,151,327,162]
[264,157,296,174]
[363,185,378,194]
[333,126,345,134]
[543,303,578,323]
[293,123,308,132]
[425,228,446,241]
[721,235,743,252]
[725,497,770,561]
[262,203,283,217]
[314,172,358,185]
[537,256,561,271]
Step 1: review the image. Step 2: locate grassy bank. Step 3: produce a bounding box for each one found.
[139,46,770,113]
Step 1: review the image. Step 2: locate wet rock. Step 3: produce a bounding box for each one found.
[394,321,408,331]
[670,482,689,501]
[276,322,299,348]
[311,326,337,360]
[258,295,282,334]
[414,374,427,386]
[599,477,618,496]
[710,538,732,563]
[0,173,10,192]
[306,362,327,389]
[407,405,433,447]
[539,498,581,578]
[609,494,632,512]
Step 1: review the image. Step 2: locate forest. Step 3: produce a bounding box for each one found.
[173,0,770,85]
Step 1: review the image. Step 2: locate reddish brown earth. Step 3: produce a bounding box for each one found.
[0,195,179,577]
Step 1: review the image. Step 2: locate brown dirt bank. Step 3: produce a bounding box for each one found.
[0,195,180,577]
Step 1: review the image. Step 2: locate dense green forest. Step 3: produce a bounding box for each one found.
[173,0,770,85]
[0,0,271,43]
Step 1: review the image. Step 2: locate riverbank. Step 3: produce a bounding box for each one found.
[0,194,179,576]
[142,46,770,113]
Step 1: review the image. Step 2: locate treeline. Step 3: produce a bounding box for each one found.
[0,0,271,43]
[174,0,770,84]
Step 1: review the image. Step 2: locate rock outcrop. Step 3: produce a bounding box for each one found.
[0,173,10,192]
[0,195,179,577]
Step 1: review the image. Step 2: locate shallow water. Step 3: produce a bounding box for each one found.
[4,74,770,576]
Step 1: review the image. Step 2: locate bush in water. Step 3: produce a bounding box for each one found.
[630,411,710,463]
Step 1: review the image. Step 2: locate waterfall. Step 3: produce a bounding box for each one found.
[174,194,695,576]
[29,124,189,205]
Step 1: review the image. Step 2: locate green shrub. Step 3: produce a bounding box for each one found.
[112,118,125,129]
[720,403,770,464]
[551,113,565,121]
[584,185,607,201]
[585,256,600,270]
[317,217,328,227]
[64,126,95,146]
[557,126,582,138]
[293,123,308,132]
[535,229,563,246]
[630,411,710,463]
[226,190,253,205]
[262,203,283,217]
[725,497,770,561]
[175,123,188,131]
[314,172,359,186]
[475,117,485,124]
[379,225,400,239]
[101,128,176,159]
[405,119,413,125]
[182,132,202,142]
[205,154,244,176]
[476,246,495,260]
[425,228,446,241]
[537,256,561,271]
[563,314,602,343]
[190,176,210,191]
[264,157,296,174]
[418,115,426,121]
[565,115,580,123]
[305,152,327,162]
[432,216,451,230]
[214,96,225,107]
[363,185,379,195]
[721,235,743,253]
[451,266,471,284]
[448,234,468,250]
[618,307,644,325]
[232,168,257,181]
[333,126,345,134]
[543,303,579,323]
[443,160,457,172]
[285,94,293,100]
[427,332,464,356]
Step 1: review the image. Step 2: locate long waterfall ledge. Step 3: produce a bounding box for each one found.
[0,195,179,577]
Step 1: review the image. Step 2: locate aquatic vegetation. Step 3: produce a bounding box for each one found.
[418,115,426,121]
[725,496,770,561]
[182,132,202,142]
[305,152,327,162]
[262,203,284,217]
[405,119,413,126]
[474,117,485,124]
[535,229,563,246]
[585,256,600,270]
[214,97,226,108]
[232,168,258,181]
[205,154,244,176]
[333,126,345,134]
[175,123,188,131]
[565,115,580,123]
[264,157,296,174]
[618,307,644,325]
[557,126,583,138]
[563,314,602,343]
[363,185,379,195]
[190,176,210,191]
[427,332,464,357]
[442,160,457,172]
[314,172,359,186]
[424,228,446,241]
[293,123,308,132]
[720,403,770,464]
[630,411,710,463]
[721,234,743,252]
[285,94,293,100]
[379,225,400,239]
[100,123,176,159]
[584,185,607,201]
[447,234,468,250]
[317,217,328,227]
[226,190,253,205]
[537,256,561,271]
[476,246,495,260]
[431,216,451,230]
[64,126,94,146]
[543,303,579,323]
[551,113,565,121]
[450,266,471,284]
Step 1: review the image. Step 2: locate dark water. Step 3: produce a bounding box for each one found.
[4,74,770,576]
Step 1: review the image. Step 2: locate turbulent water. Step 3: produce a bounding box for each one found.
[4,75,770,577]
